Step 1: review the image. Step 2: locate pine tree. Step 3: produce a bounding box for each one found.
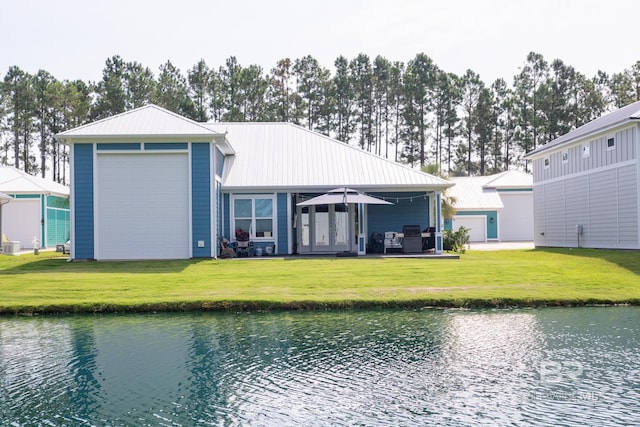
[460,70,483,176]
[125,61,155,109]
[92,55,127,120]
[388,61,405,162]
[333,56,355,144]
[474,87,495,175]
[188,59,212,122]
[403,53,437,166]
[156,60,195,118]
[350,54,374,151]
[3,66,36,171]
[269,58,294,122]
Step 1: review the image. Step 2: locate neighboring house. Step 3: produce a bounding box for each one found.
[445,170,533,242]
[525,100,640,249]
[55,104,453,260]
[0,166,70,249]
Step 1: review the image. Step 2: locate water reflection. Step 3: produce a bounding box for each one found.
[0,308,639,426]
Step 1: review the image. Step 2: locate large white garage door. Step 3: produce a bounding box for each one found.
[96,153,190,260]
[452,216,486,242]
[499,193,534,241]
[2,199,40,249]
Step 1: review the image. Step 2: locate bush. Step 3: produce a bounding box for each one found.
[443,226,470,253]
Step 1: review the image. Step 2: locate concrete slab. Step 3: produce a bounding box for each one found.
[468,241,535,251]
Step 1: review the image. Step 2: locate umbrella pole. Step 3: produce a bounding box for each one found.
[337,195,357,257]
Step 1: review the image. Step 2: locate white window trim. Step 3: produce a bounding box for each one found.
[606,136,616,151]
[230,194,277,241]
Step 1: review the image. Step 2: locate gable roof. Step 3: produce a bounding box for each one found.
[448,171,532,210]
[526,100,640,158]
[56,104,225,141]
[448,176,503,210]
[483,170,533,189]
[204,122,452,191]
[0,166,69,197]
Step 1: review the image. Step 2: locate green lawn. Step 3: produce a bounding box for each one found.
[0,248,638,314]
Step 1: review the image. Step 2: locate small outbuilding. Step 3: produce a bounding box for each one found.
[525,100,640,249]
[0,166,70,249]
[445,170,533,242]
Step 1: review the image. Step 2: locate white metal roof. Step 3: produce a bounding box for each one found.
[448,171,532,210]
[204,122,453,191]
[0,166,69,197]
[448,176,503,210]
[56,104,224,140]
[482,170,533,189]
[526,100,640,158]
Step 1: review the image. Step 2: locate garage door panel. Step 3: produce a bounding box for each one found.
[2,199,40,249]
[97,154,190,260]
[452,216,486,242]
[500,193,534,241]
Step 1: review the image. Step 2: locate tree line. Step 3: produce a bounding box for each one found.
[2,51,639,183]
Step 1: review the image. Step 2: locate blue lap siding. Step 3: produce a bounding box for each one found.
[276,193,288,255]
[191,143,211,257]
[367,192,431,234]
[73,144,95,259]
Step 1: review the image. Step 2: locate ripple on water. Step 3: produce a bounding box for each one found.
[0,308,639,426]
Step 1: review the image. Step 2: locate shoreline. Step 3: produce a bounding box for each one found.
[2,299,638,317]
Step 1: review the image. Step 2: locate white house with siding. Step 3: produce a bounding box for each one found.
[56,105,452,260]
[0,166,70,249]
[524,100,640,249]
[446,170,533,242]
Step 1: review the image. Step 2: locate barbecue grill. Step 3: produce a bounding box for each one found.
[402,225,422,253]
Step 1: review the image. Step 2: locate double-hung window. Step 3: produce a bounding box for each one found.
[231,195,275,239]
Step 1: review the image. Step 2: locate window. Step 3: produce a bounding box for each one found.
[562,151,568,164]
[582,144,590,158]
[607,136,616,151]
[232,196,275,240]
[544,158,550,168]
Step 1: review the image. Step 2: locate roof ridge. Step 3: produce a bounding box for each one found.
[57,103,219,137]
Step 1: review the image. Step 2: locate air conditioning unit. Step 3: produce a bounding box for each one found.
[2,241,20,255]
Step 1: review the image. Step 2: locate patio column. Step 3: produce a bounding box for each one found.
[357,203,365,255]
[435,191,443,254]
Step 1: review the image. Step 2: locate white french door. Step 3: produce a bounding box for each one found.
[298,204,352,253]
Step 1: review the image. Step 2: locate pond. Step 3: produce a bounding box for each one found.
[1,307,639,426]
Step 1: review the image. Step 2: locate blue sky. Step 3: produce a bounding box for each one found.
[3,0,638,84]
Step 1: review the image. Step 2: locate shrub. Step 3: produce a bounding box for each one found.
[443,226,470,253]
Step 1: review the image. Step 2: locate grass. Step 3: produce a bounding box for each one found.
[0,248,638,314]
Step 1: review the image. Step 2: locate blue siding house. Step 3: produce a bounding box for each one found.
[56,105,452,260]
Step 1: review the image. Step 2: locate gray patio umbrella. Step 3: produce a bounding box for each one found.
[297,188,392,256]
[296,187,392,207]
[0,192,11,250]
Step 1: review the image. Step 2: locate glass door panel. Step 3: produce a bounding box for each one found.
[333,204,349,251]
[300,207,310,248]
[314,205,330,249]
